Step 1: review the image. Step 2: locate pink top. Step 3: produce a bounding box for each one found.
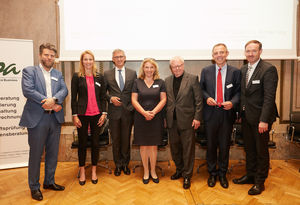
[85,75,100,116]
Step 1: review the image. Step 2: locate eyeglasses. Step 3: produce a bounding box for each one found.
[171,64,183,69]
[113,55,125,59]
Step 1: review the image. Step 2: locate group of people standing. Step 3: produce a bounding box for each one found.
[20,40,278,201]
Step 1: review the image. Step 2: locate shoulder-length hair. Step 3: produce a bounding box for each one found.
[138,58,160,80]
[78,50,97,77]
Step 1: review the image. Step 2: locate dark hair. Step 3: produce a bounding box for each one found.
[245,40,262,50]
[39,43,57,55]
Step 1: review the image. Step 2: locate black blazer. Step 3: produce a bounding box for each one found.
[71,72,107,115]
[200,64,241,122]
[103,67,137,120]
[240,59,279,124]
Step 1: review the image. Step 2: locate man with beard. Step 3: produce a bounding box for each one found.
[19,43,68,201]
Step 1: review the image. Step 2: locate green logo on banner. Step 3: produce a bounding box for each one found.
[0,62,21,76]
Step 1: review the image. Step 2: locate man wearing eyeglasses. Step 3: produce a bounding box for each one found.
[200,43,241,189]
[104,49,137,176]
[165,56,203,189]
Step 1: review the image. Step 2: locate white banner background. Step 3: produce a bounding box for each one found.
[0,38,33,169]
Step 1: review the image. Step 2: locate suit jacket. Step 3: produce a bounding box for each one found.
[104,67,137,120]
[241,59,279,124]
[165,72,203,130]
[200,64,241,122]
[71,73,107,115]
[19,65,68,128]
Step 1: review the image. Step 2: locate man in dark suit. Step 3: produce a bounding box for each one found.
[19,43,68,201]
[200,43,241,189]
[232,40,279,195]
[165,56,203,189]
[104,49,137,176]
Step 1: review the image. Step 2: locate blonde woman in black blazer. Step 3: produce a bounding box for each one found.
[71,50,107,185]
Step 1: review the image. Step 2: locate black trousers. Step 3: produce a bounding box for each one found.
[109,112,133,168]
[77,114,101,167]
[242,117,271,184]
[169,120,195,178]
[205,108,233,176]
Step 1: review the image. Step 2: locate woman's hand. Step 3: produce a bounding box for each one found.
[73,116,82,128]
[143,111,155,121]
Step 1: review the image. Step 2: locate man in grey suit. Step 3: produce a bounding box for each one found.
[19,43,68,201]
[232,40,279,195]
[104,49,137,176]
[200,43,241,189]
[165,56,203,189]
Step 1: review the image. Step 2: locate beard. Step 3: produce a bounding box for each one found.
[41,59,54,69]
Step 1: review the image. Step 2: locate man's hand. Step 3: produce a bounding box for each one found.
[73,116,82,128]
[192,119,200,130]
[41,98,55,110]
[207,97,217,106]
[97,114,107,127]
[222,101,233,110]
[52,104,62,112]
[111,96,122,106]
[258,122,268,134]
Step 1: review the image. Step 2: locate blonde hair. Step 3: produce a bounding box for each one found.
[78,50,97,77]
[138,58,160,80]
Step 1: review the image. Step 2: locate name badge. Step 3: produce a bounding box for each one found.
[51,77,58,81]
[252,80,260,84]
[226,84,233,89]
[95,82,101,87]
[153,84,159,88]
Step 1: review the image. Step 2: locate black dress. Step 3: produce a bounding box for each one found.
[132,78,166,145]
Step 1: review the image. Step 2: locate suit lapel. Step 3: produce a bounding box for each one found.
[124,67,130,90]
[176,72,188,100]
[224,66,231,100]
[110,68,120,91]
[169,75,175,100]
[246,61,262,90]
[211,66,216,96]
[37,66,47,95]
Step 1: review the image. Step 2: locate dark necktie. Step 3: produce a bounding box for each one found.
[217,67,223,107]
[118,69,124,91]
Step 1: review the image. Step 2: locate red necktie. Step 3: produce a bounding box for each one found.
[217,68,223,107]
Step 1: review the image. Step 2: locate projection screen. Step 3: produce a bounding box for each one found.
[59,0,298,60]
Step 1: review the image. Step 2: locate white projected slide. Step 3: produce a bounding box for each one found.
[59,0,298,60]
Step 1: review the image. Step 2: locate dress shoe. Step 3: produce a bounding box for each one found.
[79,180,86,186]
[170,172,182,180]
[248,184,265,195]
[114,167,122,176]
[91,178,98,184]
[143,177,150,184]
[183,177,191,189]
[151,176,159,183]
[232,175,255,184]
[31,189,43,201]
[207,175,217,187]
[123,166,131,175]
[43,183,65,191]
[219,175,229,188]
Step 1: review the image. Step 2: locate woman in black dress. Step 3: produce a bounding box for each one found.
[131,58,166,184]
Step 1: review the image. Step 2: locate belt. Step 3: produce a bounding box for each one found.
[44,110,55,114]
